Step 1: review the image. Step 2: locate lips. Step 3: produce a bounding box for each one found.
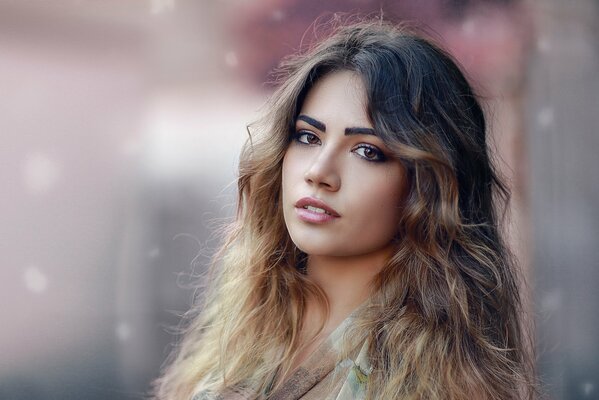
[294,197,340,217]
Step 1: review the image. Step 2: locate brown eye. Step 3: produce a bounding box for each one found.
[294,131,321,145]
[354,144,386,162]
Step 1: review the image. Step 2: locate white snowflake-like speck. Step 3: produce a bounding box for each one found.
[150,0,175,15]
[24,266,48,293]
[537,37,551,53]
[540,290,561,313]
[582,382,594,396]
[537,107,554,129]
[22,152,61,194]
[116,322,132,341]
[148,247,160,258]
[225,51,238,68]
[461,19,476,37]
[271,10,285,22]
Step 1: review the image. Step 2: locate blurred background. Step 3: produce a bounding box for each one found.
[0,0,597,399]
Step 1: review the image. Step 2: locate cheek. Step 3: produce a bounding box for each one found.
[281,151,301,215]
[349,169,405,235]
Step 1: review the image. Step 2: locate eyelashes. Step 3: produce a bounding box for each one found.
[354,144,387,162]
[293,131,320,146]
[291,130,387,163]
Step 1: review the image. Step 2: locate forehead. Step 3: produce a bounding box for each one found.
[298,70,371,127]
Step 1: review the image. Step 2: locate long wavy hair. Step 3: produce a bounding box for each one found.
[153,19,537,400]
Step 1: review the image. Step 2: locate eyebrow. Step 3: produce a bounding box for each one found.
[296,114,377,136]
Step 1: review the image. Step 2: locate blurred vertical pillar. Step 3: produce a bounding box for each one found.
[527,0,599,398]
[0,3,148,399]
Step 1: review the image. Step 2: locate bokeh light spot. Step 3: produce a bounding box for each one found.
[271,10,285,22]
[537,37,552,53]
[22,152,61,194]
[150,0,175,15]
[116,322,132,341]
[582,382,594,396]
[540,289,562,313]
[225,51,239,68]
[537,107,555,129]
[23,266,48,294]
[148,247,160,259]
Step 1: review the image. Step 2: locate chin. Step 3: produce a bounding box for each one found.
[289,236,333,256]
[291,239,355,258]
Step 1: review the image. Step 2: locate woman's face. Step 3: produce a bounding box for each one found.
[282,70,407,258]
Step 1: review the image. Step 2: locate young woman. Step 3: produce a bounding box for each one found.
[154,19,537,400]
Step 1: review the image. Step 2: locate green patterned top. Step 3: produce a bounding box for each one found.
[192,309,371,400]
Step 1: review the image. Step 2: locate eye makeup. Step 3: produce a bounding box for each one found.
[290,130,387,163]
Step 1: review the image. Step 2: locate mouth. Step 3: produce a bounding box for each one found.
[294,196,340,217]
[301,205,333,215]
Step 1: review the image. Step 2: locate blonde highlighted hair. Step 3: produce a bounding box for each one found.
[153,18,537,400]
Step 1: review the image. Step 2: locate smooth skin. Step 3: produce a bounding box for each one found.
[281,70,407,374]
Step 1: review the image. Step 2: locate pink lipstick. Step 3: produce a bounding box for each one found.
[294,196,340,224]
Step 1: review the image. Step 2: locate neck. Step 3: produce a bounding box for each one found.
[305,243,395,326]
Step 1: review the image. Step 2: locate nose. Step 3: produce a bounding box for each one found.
[303,148,341,191]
